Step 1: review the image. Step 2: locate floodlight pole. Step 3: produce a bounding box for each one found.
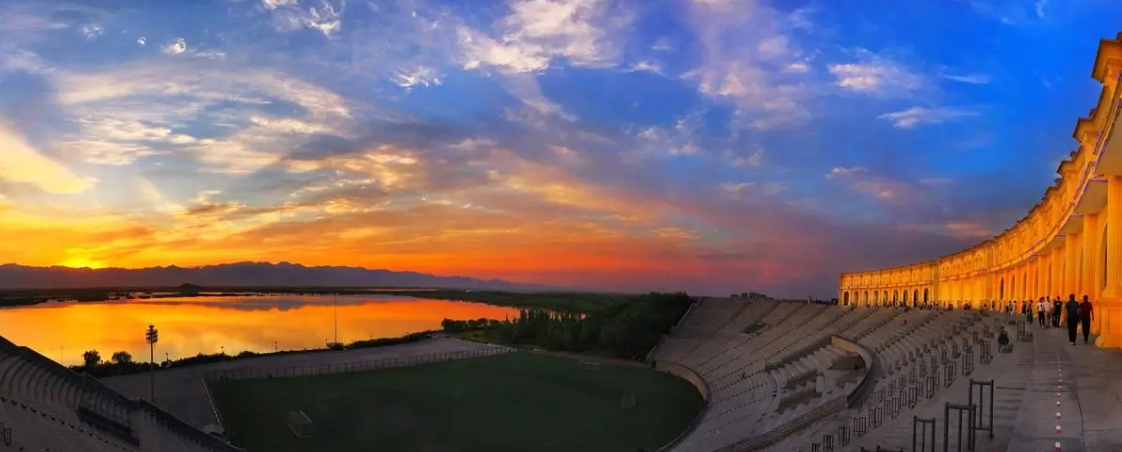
[145,324,159,402]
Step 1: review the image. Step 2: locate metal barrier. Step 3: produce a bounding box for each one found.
[853,415,868,436]
[889,396,901,418]
[812,442,821,452]
[926,373,937,398]
[908,382,920,408]
[943,362,956,388]
[961,347,974,376]
[838,424,851,446]
[979,341,993,364]
[943,403,977,452]
[967,379,995,439]
[203,347,510,381]
[1,423,9,446]
[952,343,960,358]
[871,405,884,428]
[823,433,835,452]
[913,416,936,452]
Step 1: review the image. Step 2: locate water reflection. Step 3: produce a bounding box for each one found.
[0,295,520,366]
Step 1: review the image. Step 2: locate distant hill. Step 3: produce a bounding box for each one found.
[0,262,548,291]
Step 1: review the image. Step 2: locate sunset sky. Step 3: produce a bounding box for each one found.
[0,0,1119,297]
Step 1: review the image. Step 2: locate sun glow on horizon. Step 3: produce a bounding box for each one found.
[58,256,108,270]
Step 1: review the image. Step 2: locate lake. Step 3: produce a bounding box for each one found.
[0,294,522,366]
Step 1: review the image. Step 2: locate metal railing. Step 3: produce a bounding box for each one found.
[204,346,511,381]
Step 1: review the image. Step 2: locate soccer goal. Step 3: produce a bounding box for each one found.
[287,410,313,439]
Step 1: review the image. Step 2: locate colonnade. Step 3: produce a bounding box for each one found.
[839,33,1122,350]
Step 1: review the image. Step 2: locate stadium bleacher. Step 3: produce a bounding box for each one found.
[0,335,241,452]
[653,298,1003,452]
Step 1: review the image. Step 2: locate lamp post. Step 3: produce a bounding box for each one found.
[145,324,159,402]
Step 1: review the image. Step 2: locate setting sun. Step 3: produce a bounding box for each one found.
[58,256,107,269]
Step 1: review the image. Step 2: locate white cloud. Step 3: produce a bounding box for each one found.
[264,0,343,37]
[137,36,146,46]
[1034,0,1047,18]
[825,166,866,179]
[652,37,673,52]
[2,48,50,74]
[262,0,299,10]
[0,122,91,194]
[828,51,923,96]
[782,62,809,73]
[942,73,990,84]
[739,148,764,167]
[52,60,352,170]
[81,24,103,40]
[162,37,187,55]
[457,0,632,73]
[390,66,442,89]
[877,107,979,129]
[682,0,812,129]
[720,181,784,197]
[628,60,662,74]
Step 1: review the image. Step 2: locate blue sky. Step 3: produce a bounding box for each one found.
[0,0,1119,296]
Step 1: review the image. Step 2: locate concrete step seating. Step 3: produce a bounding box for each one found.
[768,311,995,452]
[0,335,240,452]
[0,393,136,452]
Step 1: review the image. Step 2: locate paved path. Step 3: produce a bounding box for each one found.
[1004,325,1122,452]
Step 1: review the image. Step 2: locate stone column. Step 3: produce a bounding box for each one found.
[1099,176,1122,348]
[1084,213,1101,301]
[1103,176,1122,297]
[1065,232,1080,300]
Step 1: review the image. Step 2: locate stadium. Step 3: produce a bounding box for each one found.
[6,19,1122,452]
[0,292,1119,452]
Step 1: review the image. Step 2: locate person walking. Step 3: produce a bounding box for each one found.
[1037,298,1048,328]
[1065,295,1081,345]
[1026,301,1034,325]
[1052,297,1063,328]
[1080,295,1095,344]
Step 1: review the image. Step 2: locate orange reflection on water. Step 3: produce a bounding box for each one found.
[0,295,521,366]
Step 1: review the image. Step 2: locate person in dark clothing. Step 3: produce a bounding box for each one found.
[1080,295,1095,344]
[1065,295,1080,345]
[1053,297,1063,327]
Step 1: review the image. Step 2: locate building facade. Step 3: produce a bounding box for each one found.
[839,33,1122,349]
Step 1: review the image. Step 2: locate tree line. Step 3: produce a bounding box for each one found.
[440,292,694,360]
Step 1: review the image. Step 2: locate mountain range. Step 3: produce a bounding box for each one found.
[0,262,548,291]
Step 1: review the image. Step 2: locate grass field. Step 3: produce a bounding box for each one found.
[209,352,704,452]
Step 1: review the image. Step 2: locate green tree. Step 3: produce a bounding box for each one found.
[110,351,133,364]
[82,349,101,368]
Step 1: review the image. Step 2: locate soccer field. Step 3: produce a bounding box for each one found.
[209,352,704,452]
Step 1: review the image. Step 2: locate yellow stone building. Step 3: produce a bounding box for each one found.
[839,33,1122,349]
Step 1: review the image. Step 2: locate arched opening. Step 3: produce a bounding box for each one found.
[873,291,879,304]
[863,291,869,305]
[893,290,899,303]
[883,291,888,305]
[1022,271,1027,300]
[843,292,850,305]
[913,289,919,306]
[999,277,1004,300]
[923,288,929,303]
[1011,274,1016,301]
[903,290,909,303]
